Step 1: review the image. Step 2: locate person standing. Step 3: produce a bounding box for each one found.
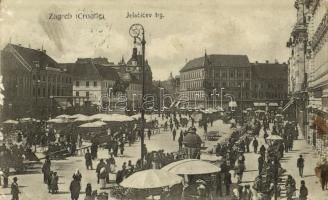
[84,149,93,170]
[297,155,305,177]
[299,180,308,200]
[224,172,232,196]
[84,183,93,200]
[258,155,264,175]
[252,137,258,153]
[70,177,81,200]
[147,129,151,140]
[119,141,125,155]
[42,156,51,184]
[172,128,177,141]
[90,141,98,160]
[50,172,59,194]
[216,172,222,197]
[96,159,105,184]
[11,177,19,200]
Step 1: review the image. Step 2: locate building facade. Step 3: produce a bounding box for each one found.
[306,0,328,157]
[251,61,289,110]
[64,59,119,107]
[179,53,252,109]
[287,0,328,158]
[0,44,72,119]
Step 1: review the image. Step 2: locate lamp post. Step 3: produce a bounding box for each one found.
[239,84,243,125]
[220,88,225,110]
[129,24,146,167]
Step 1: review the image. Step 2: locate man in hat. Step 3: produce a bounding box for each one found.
[299,180,308,200]
[297,155,305,177]
[84,149,93,170]
[11,177,19,200]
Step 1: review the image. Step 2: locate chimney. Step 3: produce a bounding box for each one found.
[255,61,258,64]
[18,44,22,46]
[275,59,278,64]
[42,50,46,54]
[265,60,269,64]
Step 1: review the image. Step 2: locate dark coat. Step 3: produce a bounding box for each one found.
[70,179,81,196]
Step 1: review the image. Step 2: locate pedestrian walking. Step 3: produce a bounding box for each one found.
[172,128,176,141]
[119,141,124,155]
[285,175,296,200]
[297,155,305,177]
[70,177,81,200]
[147,129,151,140]
[84,149,93,170]
[11,177,19,200]
[299,180,308,200]
[50,172,59,194]
[73,169,82,183]
[42,156,51,184]
[252,137,258,153]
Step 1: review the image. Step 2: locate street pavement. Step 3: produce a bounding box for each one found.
[0,118,327,200]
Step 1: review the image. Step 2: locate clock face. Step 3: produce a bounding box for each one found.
[129,24,143,38]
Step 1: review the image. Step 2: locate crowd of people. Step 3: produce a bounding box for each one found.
[0,109,325,200]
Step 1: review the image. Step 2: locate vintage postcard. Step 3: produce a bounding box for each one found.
[0,0,327,199]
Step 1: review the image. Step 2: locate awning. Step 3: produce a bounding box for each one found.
[254,102,266,107]
[282,99,295,112]
[268,103,279,106]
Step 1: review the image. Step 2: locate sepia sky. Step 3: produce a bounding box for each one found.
[0,0,296,80]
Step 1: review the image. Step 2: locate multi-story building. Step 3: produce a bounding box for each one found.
[251,61,289,110]
[64,59,119,106]
[305,0,328,156]
[0,43,72,119]
[179,53,252,109]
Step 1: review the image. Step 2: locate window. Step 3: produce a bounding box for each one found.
[86,91,89,97]
[76,91,79,96]
[237,71,242,78]
[94,81,97,87]
[230,71,234,78]
[76,81,80,87]
[245,71,250,78]
[86,81,89,87]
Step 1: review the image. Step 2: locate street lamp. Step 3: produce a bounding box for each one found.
[220,88,225,110]
[239,84,243,126]
[129,24,146,167]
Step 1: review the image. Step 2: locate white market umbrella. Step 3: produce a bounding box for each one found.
[102,114,134,122]
[68,114,87,119]
[266,135,283,140]
[47,118,69,123]
[120,169,182,189]
[79,121,107,128]
[55,114,71,119]
[161,159,220,175]
[89,113,109,120]
[2,119,19,124]
[74,115,91,122]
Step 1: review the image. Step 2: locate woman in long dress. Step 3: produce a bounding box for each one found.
[99,167,107,189]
